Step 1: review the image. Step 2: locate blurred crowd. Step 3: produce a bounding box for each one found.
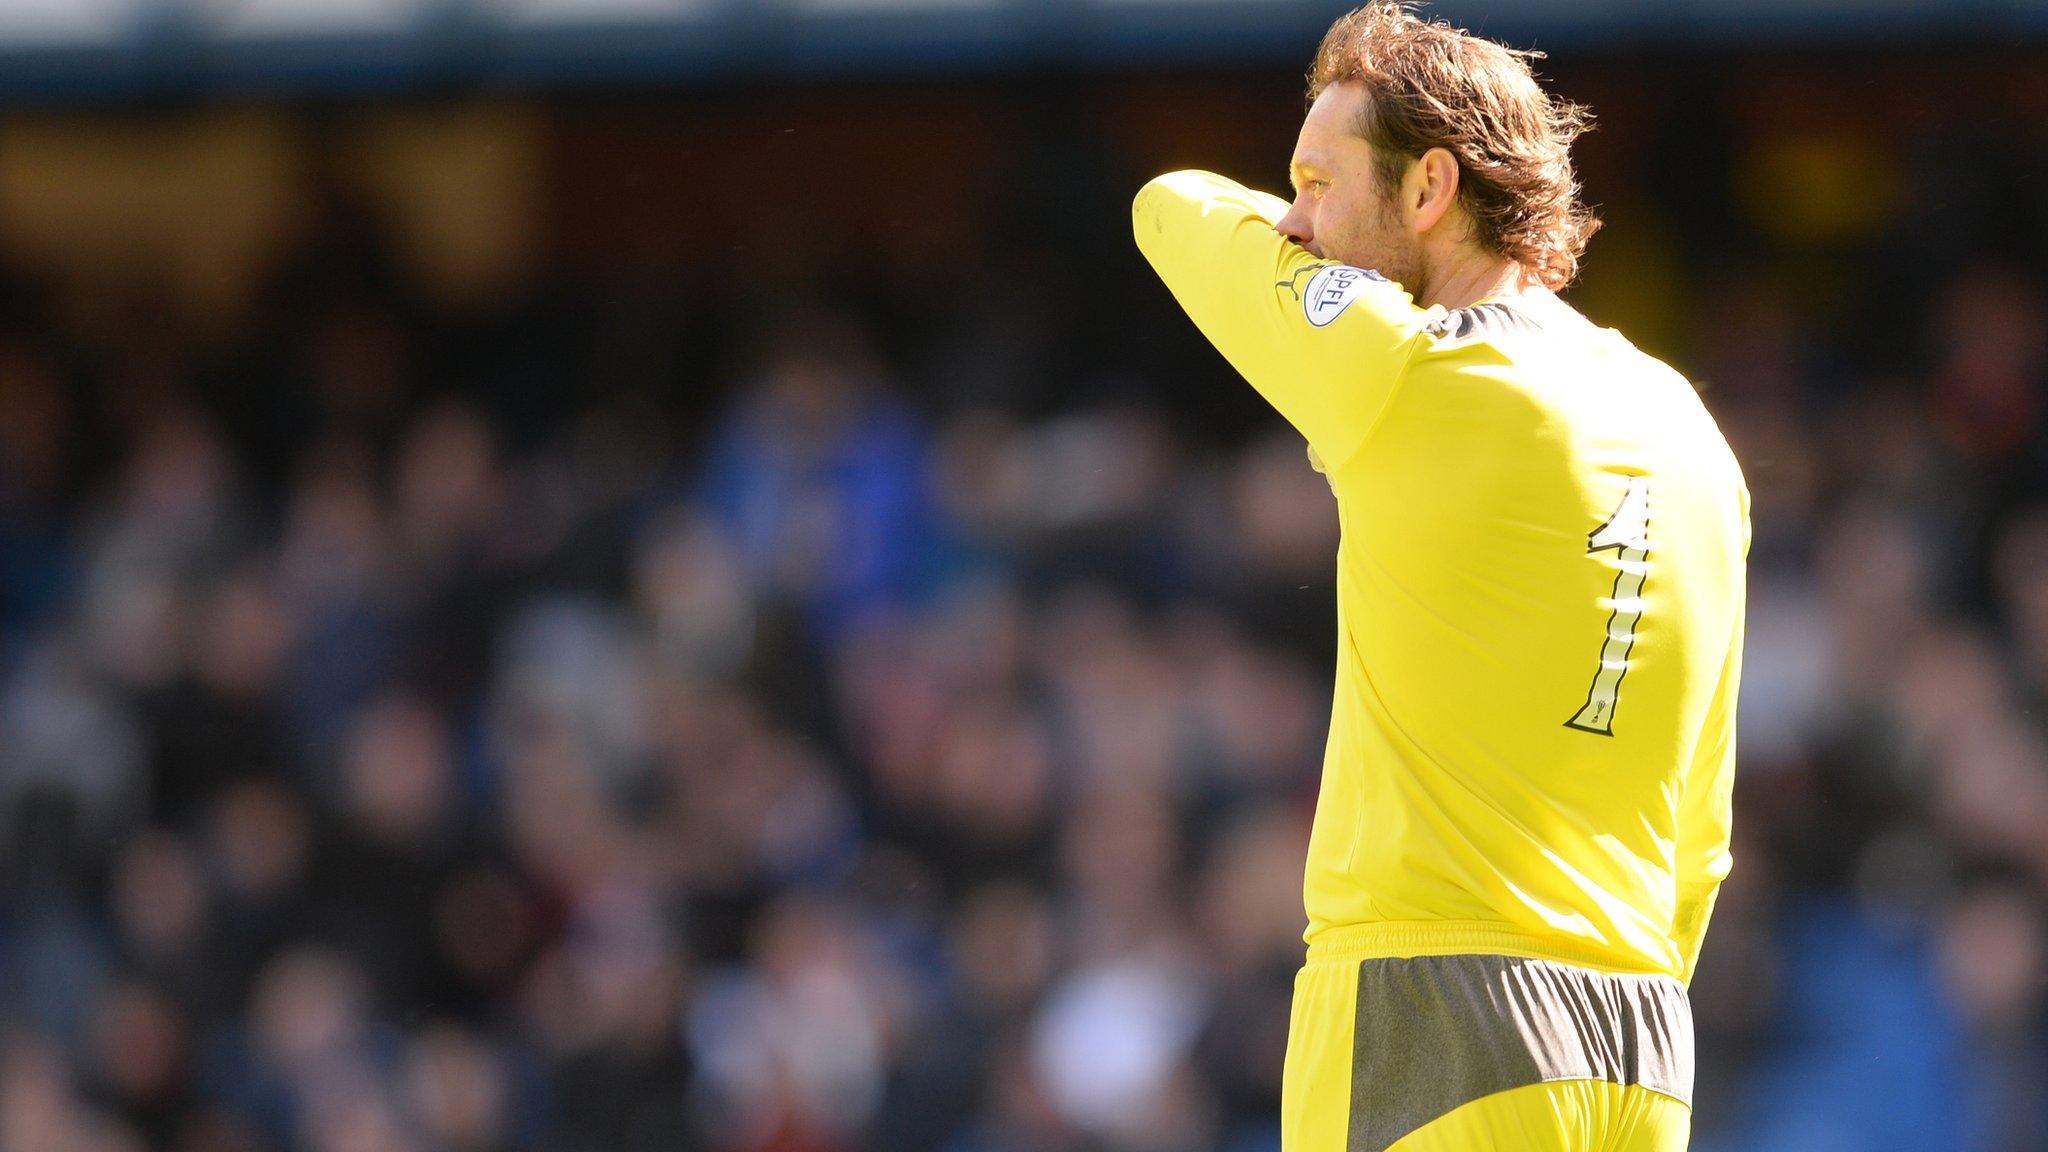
[0,68,2046,1152]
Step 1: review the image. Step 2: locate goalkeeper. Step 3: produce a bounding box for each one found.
[1133,4,1749,1150]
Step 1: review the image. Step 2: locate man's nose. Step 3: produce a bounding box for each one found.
[1274,196,1314,249]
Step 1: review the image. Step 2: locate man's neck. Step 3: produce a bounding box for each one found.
[1420,250,1539,312]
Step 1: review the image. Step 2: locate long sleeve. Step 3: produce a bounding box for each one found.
[1132,170,1431,473]
[1670,500,1749,985]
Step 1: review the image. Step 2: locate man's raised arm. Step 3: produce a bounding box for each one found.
[1132,169,1430,473]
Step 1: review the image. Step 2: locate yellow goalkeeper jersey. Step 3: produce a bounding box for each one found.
[1134,170,1749,984]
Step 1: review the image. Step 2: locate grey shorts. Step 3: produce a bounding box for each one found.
[1290,952,1695,1152]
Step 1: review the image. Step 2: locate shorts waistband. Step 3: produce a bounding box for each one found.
[1304,920,1672,977]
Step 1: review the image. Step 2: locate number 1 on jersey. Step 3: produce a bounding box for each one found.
[1565,476,1650,736]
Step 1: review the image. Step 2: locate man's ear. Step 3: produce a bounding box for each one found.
[1409,147,1461,234]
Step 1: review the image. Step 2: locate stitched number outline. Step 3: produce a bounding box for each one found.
[1565,476,1650,736]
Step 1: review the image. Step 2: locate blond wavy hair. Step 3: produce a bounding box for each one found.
[1309,2,1599,290]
